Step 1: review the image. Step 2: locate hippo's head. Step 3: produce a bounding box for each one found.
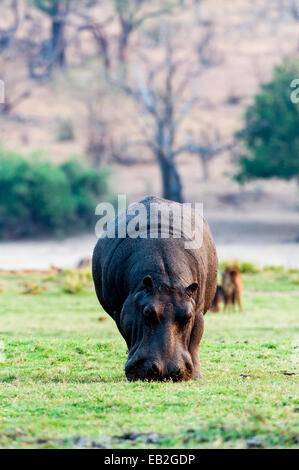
[119,275,199,382]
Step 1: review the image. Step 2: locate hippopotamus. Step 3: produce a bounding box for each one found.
[92,196,218,381]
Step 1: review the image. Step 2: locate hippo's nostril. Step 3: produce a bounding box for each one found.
[131,358,145,370]
[151,363,162,377]
[125,358,146,380]
[169,366,182,381]
[185,361,193,372]
[125,358,163,381]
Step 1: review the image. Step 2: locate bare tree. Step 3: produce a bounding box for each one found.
[0,87,31,116]
[114,30,227,202]
[79,16,113,71]
[114,0,177,64]
[12,0,182,81]
[85,102,110,167]
[275,0,299,21]
[0,0,25,52]
[76,0,181,73]
[250,0,299,25]
[289,0,299,20]
[0,53,32,118]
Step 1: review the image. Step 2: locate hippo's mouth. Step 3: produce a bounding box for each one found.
[125,355,194,382]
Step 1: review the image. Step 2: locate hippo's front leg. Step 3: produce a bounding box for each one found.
[189,312,205,379]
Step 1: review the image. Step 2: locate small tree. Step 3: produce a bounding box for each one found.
[235,59,299,183]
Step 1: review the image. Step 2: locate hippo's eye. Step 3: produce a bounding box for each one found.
[177,311,192,326]
[143,305,157,321]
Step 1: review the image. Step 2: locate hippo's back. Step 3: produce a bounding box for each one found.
[92,196,217,317]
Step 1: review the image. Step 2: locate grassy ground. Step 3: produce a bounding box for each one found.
[0,266,298,449]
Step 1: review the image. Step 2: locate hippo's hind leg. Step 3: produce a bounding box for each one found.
[189,312,205,379]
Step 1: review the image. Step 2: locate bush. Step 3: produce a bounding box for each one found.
[0,149,108,239]
[60,160,108,231]
[61,269,91,294]
[235,59,299,183]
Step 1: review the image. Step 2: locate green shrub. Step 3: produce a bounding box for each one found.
[61,160,108,231]
[235,58,299,183]
[0,149,108,239]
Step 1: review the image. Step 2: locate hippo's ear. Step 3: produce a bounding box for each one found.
[185,282,198,297]
[142,275,154,291]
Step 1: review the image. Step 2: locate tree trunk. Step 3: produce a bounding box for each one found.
[200,153,209,182]
[118,18,133,64]
[51,16,65,67]
[119,31,129,63]
[159,156,183,203]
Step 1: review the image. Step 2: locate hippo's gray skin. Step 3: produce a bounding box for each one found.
[92,196,218,381]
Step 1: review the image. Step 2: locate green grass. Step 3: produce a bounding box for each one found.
[0,267,298,449]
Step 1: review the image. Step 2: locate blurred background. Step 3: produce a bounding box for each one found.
[0,0,299,270]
